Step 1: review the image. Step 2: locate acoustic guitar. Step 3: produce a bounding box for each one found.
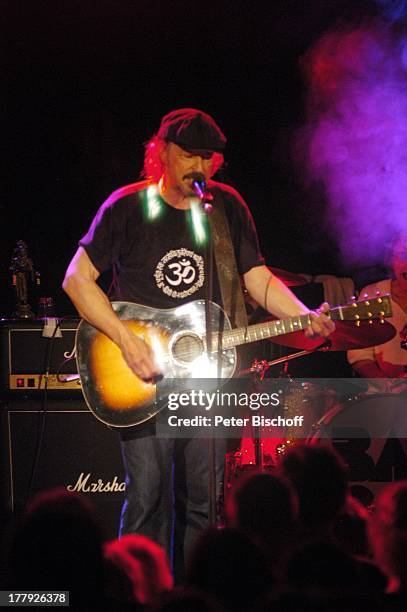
[75,295,392,427]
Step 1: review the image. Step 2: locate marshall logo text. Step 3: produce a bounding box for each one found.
[67,472,126,493]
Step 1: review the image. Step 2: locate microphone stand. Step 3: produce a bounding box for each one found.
[192,179,218,526]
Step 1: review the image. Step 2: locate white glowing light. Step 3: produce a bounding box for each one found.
[146,184,163,220]
[189,353,218,378]
[149,331,168,370]
[190,198,207,245]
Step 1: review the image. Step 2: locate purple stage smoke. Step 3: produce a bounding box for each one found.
[375,0,407,23]
[297,23,407,269]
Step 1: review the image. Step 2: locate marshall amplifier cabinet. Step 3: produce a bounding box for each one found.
[0,318,82,395]
[0,398,126,545]
[0,326,126,581]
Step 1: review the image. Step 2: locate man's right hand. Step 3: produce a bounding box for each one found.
[118,325,162,382]
[63,247,162,383]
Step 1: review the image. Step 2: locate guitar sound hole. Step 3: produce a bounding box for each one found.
[172,334,203,364]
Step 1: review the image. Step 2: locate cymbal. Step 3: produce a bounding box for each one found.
[269,268,310,287]
[269,320,396,352]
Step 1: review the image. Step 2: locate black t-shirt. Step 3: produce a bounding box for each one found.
[79,179,264,309]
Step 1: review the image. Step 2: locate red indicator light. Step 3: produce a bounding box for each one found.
[16,378,25,388]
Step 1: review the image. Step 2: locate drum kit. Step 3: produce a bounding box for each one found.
[227,268,404,481]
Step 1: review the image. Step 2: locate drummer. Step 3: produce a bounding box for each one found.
[347,234,407,392]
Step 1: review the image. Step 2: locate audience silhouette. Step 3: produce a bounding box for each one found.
[7,445,407,611]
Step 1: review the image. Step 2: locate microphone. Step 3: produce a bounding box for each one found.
[190,172,206,198]
[189,172,214,214]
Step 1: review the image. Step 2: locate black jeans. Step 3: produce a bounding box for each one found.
[119,426,226,582]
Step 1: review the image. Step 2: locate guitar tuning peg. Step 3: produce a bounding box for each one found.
[376,290,381,295]
[364,293,369,299]
[368,320,373,325]
[350,295,356,301]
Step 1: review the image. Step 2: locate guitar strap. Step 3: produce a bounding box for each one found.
[209,190,248,329]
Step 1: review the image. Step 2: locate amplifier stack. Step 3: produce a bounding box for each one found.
[0,320,125,556]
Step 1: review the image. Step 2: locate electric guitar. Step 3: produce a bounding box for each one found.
[75,295,392,427]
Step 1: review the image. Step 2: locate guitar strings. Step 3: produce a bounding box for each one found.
[137,302,382,362]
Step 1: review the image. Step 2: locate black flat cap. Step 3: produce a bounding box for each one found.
[158,108,227,154]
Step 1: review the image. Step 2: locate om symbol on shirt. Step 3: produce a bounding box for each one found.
[165,258,196,286]
[154,248,205,299]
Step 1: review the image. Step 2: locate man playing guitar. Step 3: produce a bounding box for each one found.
[63,108,334,579]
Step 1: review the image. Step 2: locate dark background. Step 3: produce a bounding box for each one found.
[3,0,382,318]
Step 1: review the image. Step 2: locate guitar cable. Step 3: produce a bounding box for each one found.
[25,318,65,508]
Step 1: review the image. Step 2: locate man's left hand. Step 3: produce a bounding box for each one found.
[305,302,335,339]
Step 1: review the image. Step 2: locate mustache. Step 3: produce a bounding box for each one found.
[182,172,206,184]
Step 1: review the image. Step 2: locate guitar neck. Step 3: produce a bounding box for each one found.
[215,307,345,350]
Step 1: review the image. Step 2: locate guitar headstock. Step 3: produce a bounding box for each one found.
[339,293,392,325]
